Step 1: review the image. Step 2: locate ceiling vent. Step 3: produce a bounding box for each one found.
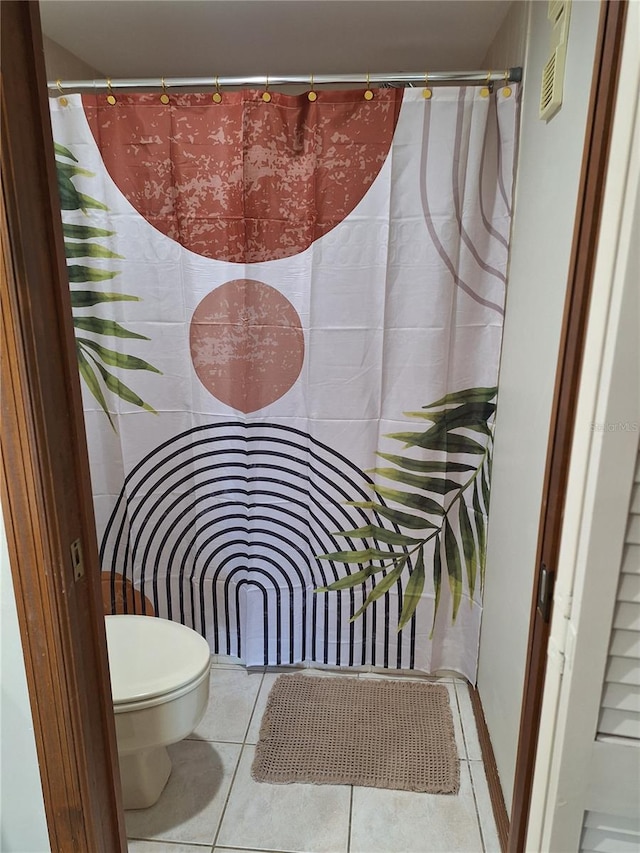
[539,0,571,121]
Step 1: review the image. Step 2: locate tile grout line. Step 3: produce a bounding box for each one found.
[210,670,266,851]
[347,784,354,853]
[213,847,290,853]
[453,678,488,849]
[243,668,270,743]
[453,680,469,759]
[127,837,212,849]
[208,742,249,850]
[467,759,488,853]
[457,679,489,853]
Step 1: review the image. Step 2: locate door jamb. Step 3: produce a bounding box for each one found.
[507,2,628,850]
[1,2,126,850]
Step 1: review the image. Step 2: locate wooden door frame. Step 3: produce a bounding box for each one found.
[0,0,628,850]
[507,2,628,850]
[0,2,126,850]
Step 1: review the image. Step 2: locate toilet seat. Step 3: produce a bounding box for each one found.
[105,615,211,710]
[110,664,210,713]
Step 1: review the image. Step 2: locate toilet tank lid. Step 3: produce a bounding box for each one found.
[105,615,211,705]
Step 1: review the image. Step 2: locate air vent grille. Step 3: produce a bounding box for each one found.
[540,53,557,113]
[539,0,571,121]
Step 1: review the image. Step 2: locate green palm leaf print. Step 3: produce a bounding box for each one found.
[316,387,497,634]
[55,143,161,428]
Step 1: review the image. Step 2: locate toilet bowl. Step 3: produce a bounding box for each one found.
[105,614,211,809]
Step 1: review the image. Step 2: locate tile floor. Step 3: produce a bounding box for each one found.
[126,660,501,853]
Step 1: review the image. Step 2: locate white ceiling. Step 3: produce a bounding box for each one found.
[39,0,515,80]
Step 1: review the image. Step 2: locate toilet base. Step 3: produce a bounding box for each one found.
[119,745,172,809]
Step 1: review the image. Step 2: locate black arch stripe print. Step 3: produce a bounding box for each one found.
[100,423,419,669]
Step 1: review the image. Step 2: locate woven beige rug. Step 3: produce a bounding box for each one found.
[251,674,459,794]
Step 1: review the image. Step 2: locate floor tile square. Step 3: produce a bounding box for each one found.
[246,672,280,744]
[455,682,482,760]
[125,740,241,846]
[303,667,360,678]
[363,668,454,682]
[470,760,502,852]
[190,667,264,743]
[350,761,483,853]
[447,682,467,759]
[210,654,245,666]
[216,745,351,853]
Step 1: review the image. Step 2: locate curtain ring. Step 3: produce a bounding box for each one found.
[262,75,272,102]
[212,75,222,103]
[422,72,432,100]
[160,77,170,104]
[308,73,317,102]
[56,79,69,107]
[106,78,116,105]
[502,70,512,99]
[364,72,374,100]
[480,71,491,99]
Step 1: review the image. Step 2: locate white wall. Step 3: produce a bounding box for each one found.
[477,0,601,813]
[0,510,50,852]
[483,0,530,70]
[42,34,103,81]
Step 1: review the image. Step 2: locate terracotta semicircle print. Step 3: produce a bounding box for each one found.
[81,90,403,263]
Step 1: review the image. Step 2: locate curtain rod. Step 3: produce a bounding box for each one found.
[50,68,523,91]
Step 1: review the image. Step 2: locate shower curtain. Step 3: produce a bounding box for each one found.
[50,85,518,682]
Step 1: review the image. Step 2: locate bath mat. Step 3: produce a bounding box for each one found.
[251,674,459,794]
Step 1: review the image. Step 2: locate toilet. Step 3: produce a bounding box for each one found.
[105,614,211,809]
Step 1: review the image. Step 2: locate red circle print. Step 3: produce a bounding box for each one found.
[190,279,304,413]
